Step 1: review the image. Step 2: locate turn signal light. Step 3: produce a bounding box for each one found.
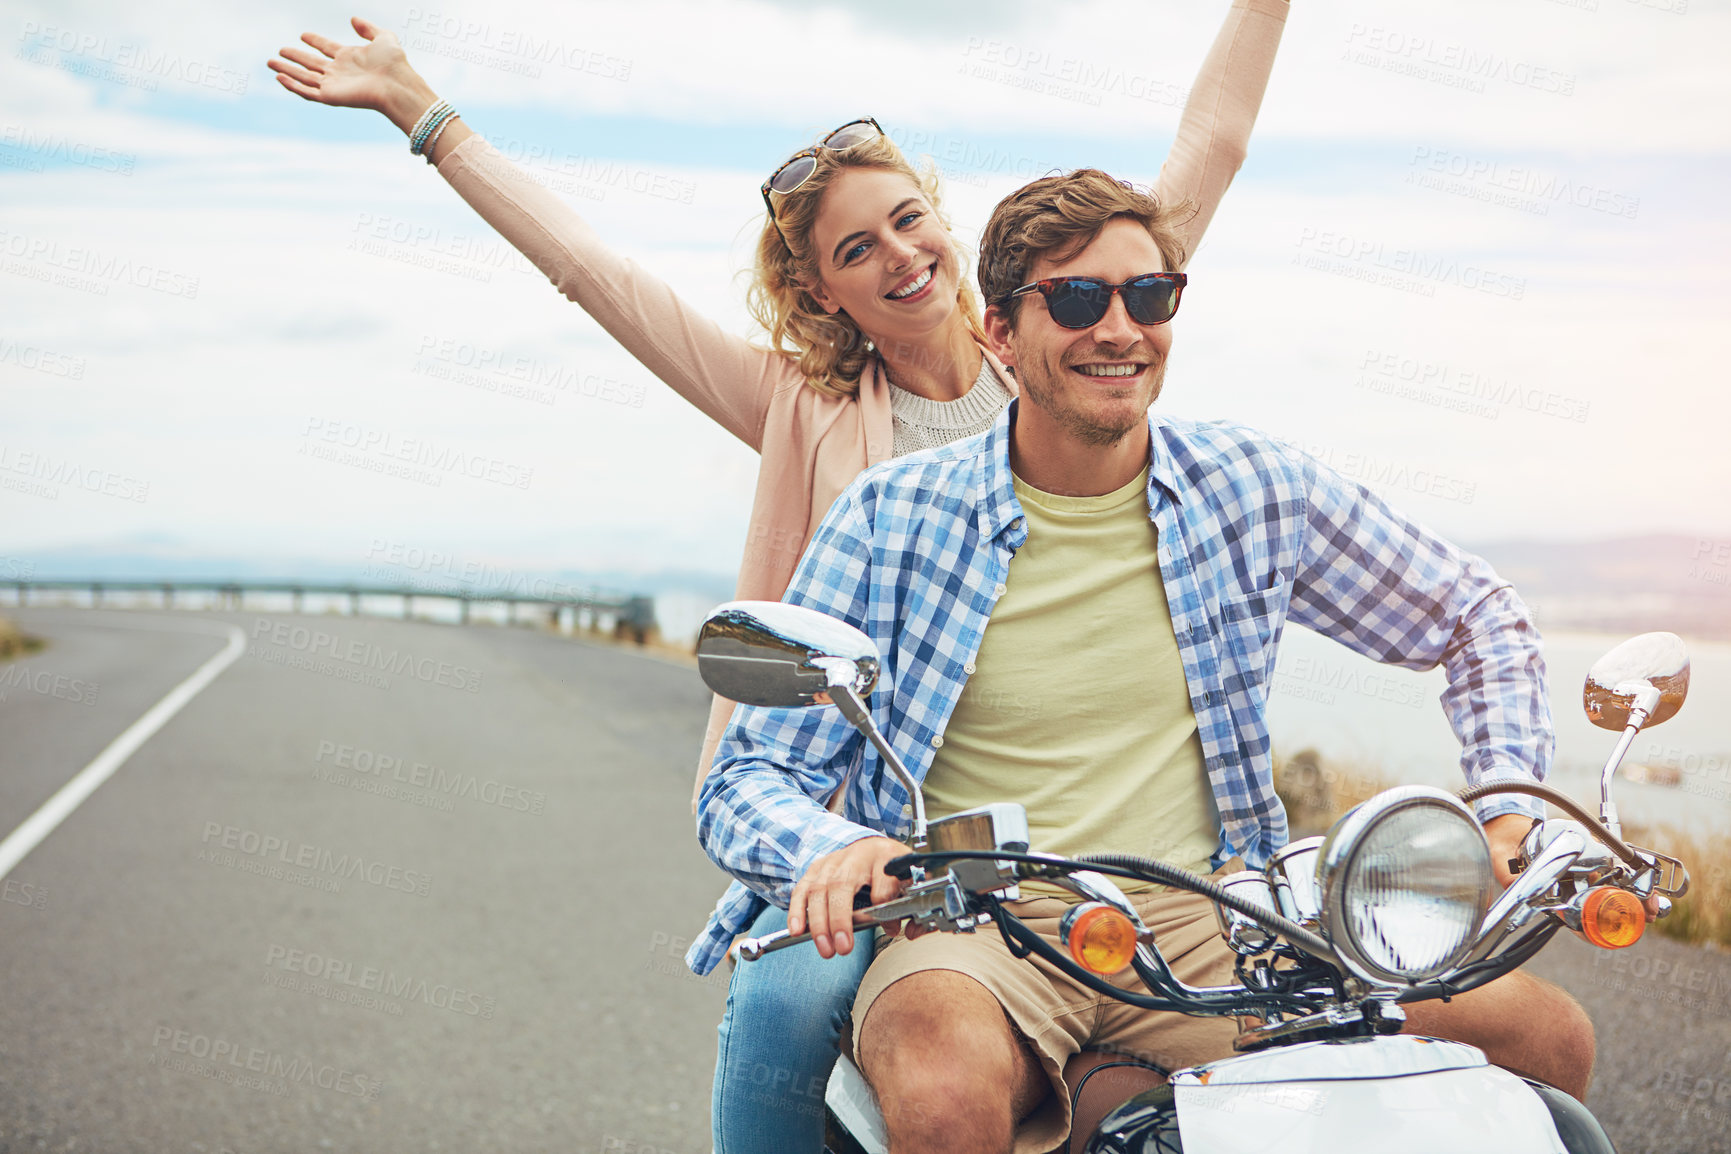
[1581,887,1645,950]
[1061,902,1138,975]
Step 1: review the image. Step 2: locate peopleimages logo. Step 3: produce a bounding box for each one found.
[148,1026,381,1100]
[199,822,433,897]
[251,618,483,693]
[264,944,497,1018]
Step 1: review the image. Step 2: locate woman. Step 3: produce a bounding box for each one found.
[268,4,1289,1148]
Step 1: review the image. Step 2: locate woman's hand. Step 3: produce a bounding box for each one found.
[268,16,418,115]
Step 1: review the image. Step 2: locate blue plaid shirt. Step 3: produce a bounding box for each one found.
[686,401,1551,975]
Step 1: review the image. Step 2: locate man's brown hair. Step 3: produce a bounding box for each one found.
[976,169,1188,326]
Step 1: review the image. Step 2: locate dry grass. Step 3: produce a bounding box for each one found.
[1619,821,1731,949]
[0,614,45,660]
[1273,749,1730,950]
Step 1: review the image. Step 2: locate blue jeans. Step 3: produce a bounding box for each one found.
[712,904,875,1154]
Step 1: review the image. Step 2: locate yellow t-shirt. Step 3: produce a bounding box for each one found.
[922,466,1219,892]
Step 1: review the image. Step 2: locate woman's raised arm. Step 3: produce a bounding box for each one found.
[268,17,790,452]
[1154,0,1291,267]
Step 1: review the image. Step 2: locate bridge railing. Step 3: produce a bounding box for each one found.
[1,579,659,644]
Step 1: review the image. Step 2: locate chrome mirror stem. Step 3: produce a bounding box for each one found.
[1595,681,1659,836]
[827,677,927,849]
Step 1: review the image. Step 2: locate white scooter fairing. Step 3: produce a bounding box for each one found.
[825,1036,1569,1154]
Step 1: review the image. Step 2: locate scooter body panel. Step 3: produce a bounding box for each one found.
[1165,1036,1568,1153]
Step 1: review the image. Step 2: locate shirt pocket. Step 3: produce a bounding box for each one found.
[1213,577,1287,676]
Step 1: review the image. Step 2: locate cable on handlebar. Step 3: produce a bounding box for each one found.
[1080,852,1341,965]
[980,895,1309,1018]
[1455,781,1645,868]
[885,849,1340,966]
[1395,918,1560,1003]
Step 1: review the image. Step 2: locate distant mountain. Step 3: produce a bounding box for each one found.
[1472,534,1730,642]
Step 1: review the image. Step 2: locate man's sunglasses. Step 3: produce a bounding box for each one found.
[999,272,1187,329]
[761,117,884,222]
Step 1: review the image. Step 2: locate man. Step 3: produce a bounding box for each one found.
[692,170,1593,1154]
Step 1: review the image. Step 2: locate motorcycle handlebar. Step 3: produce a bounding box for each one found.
[885,849,1341,967]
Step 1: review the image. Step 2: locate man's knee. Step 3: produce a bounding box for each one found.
[857,970,1034,1137]
[1404,970,1595,1097]
[859,970,1017,1083]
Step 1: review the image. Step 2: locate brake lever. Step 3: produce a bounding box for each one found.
[1621,842,1690,898]
[735,885,960,962]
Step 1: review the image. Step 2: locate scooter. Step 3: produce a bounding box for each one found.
[696,601,1691,1154]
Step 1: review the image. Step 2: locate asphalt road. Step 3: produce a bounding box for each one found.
[1,607,1727,1153]
[1,607,729,1154]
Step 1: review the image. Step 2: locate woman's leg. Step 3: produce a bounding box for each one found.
[712,904,875,1154]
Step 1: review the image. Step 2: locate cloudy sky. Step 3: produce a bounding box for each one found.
[2,0,1727,582]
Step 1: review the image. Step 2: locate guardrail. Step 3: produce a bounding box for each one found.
[1,579,659,644]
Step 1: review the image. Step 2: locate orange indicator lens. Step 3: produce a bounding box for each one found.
[1063,903,1138,975]
[1581,887,1646,950]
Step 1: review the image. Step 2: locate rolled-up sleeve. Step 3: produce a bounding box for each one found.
[1278,445,1551,824]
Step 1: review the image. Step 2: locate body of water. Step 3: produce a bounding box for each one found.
[1265,626,1731,837]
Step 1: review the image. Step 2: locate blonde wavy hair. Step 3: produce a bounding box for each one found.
[747,131,988,399]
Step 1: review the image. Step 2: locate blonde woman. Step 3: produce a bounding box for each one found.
[268,4,1289,1147]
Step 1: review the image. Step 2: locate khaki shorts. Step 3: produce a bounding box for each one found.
[851,883,1242,1154]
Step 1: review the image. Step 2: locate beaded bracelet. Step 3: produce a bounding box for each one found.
[420,112,460,164]
[409,99,455,157]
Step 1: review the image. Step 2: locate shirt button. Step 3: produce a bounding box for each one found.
[993,583,1007,597]
[964,661,976,675]
[902,804,913,817]
[931,735,945,749]
[1011,517,1024,531]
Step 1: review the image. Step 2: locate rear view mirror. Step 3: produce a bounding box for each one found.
[1583,632,1689,732]
[696,601,879,708]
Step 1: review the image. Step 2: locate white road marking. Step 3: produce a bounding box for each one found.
[0,620,247,880]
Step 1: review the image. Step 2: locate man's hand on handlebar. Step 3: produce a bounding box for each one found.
[788,836,909,959]
[1484,812,1664,924]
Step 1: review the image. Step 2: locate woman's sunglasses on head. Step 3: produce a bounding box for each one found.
[761,117,884,222]
[999,273,1187,329]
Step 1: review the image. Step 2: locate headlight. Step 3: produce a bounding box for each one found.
[1317,786,1494,987]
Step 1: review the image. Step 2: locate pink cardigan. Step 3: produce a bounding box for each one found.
[432,0,1292,804]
